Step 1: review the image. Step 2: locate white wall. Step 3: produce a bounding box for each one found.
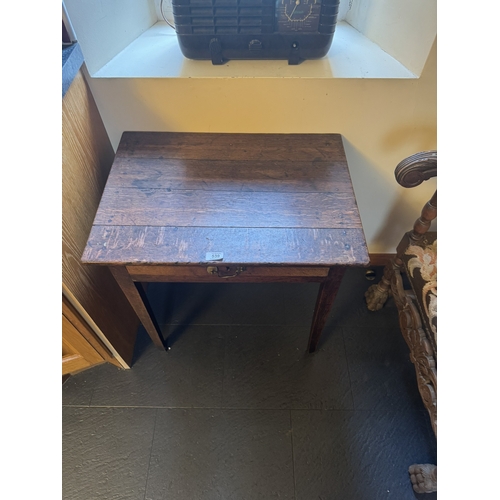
[64,0,157,74]
[84,40,436,255]
[347,0,437,76]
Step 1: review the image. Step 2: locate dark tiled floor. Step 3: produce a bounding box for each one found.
[62,267,437,500]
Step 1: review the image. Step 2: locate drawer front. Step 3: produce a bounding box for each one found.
[126,265,330,283]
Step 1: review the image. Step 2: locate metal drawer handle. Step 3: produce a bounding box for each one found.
[206,266,246,278]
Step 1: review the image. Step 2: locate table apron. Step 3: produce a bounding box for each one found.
[125,265,331,283]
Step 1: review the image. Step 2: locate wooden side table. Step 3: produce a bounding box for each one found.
[82,132,369,352]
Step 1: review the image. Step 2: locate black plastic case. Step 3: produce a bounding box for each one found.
[172,0,340,64]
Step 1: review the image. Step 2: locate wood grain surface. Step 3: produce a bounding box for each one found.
[115,132,350,161]
[308,267,346,352]
[83,132,368,267]
[109,267,165,349]
[63,71,139,366]
[83,226,368,266]
[94,189,360,228]
[62,294,120,369]
[62,303,105,376]
[106,157,353,192]
[126,265,330,283]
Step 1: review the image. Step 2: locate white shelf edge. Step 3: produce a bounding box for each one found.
[91,21,417,79]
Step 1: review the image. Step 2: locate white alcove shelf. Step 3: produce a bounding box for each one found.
[63,0,436,79]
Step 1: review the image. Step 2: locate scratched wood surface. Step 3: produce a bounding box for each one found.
[94,190,359,228]
[83,226,367,266]
[82,132,368,267]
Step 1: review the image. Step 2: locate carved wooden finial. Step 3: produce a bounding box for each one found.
[395,150,437,188]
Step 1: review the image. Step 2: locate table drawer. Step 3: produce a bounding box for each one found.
[126,265,330,283]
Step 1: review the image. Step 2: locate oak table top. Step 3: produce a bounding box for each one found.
[83,132,368,268]
[82,132,369,352]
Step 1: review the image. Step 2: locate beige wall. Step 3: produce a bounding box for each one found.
[85,38,436,254]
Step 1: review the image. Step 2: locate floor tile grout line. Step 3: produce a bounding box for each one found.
[160,322,311,328]
[159,322,387,331]
[289,410,297,500]
[143,408,158,500]
[63,406,432,434]
[62,404,418,413]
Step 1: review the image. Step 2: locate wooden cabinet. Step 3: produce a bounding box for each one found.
[62,295,106,375]
[62,68,139,375]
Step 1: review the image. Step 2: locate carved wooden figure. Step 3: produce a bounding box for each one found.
[365,151,437,494]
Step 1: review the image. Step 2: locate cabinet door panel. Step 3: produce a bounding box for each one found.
[62,311,104,376]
